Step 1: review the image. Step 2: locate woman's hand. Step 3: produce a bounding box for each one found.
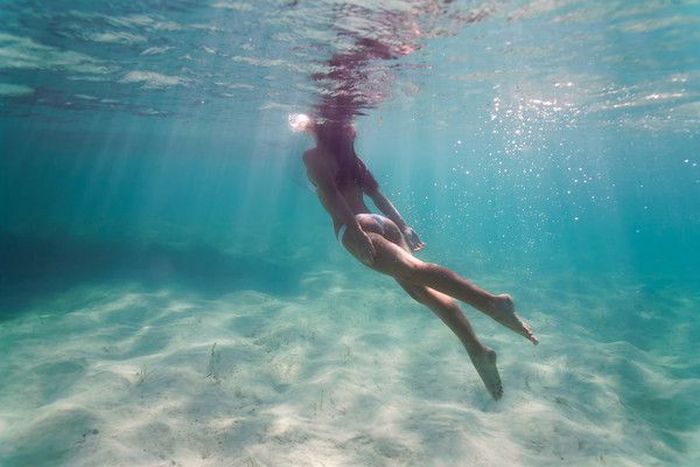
[346,226,376,265]
[402,226,425,252]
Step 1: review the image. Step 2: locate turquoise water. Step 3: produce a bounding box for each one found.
[1,1,699,465]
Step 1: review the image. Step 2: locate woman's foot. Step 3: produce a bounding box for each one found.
[489,294,538,345]
[468,346,503,400]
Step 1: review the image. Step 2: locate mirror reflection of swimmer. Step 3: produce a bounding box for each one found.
[292,114,538,400]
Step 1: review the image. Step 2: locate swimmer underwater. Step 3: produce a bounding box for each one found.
[291,113,538,400]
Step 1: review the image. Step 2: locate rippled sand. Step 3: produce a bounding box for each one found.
[1,270,697,466]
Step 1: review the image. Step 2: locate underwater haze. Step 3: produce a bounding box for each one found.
[1,0,700,465]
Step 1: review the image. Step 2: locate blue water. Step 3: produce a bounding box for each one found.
[1,1,699,465]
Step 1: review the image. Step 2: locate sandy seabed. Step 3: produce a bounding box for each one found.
[1,270,698,466]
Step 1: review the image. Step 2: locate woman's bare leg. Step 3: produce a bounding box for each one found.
[398,280,504,399]
[346,232,538,344]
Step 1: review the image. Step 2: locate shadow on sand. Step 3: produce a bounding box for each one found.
[0,233,305,317]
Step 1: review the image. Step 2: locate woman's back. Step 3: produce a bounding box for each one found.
[304,146,372,217]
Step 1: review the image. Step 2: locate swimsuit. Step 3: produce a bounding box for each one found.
[337,213,387,244]
[337,224,348,243]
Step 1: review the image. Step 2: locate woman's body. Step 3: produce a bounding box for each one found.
[302,121,537,400]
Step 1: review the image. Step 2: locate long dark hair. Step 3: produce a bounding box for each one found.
[314,120,378,191]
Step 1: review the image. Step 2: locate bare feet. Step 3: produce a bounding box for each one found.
[489,294,538,345]
[468,346,503,400]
